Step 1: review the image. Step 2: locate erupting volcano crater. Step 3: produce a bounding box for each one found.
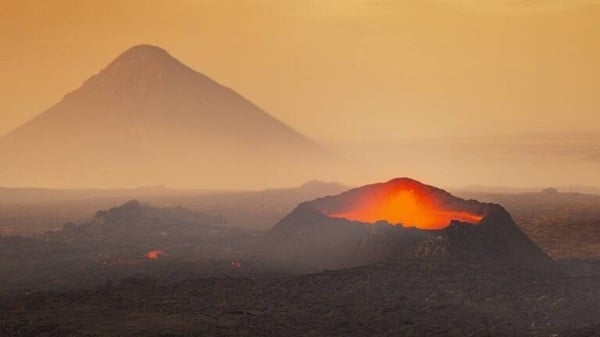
[265,178,551,270]
[318,178,484,229]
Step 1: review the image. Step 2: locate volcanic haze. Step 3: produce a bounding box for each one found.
[0,45,334,189]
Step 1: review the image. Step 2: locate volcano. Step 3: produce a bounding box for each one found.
[0,45,331,189]
[318,178,484,230]
[265,178,551,269]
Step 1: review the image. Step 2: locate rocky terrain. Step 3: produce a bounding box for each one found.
[0,201,267,292]
[465,190,600,260]
[1,182,600,336]
[1,258,599,337]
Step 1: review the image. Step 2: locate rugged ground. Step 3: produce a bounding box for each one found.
[466,190,600,259]
[1,189,600,336]
[1,259,599,337]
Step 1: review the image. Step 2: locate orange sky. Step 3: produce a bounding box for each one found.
[1,1,599,153]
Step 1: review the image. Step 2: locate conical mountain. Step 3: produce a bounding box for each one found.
[0,45,332,188]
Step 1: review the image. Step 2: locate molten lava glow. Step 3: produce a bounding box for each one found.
[145,250,165,260]
[328,184,482,230]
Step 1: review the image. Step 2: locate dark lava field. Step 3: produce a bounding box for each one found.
[1,186,600,337]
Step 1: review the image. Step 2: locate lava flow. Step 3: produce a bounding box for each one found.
[327,179,482,230]
[145,250,166,260]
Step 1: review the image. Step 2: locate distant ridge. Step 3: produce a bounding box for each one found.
[0,45,334,189]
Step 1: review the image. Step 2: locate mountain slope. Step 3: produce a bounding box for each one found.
[0,45,332,188]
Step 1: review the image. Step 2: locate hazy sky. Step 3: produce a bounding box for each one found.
[1,0,599,147]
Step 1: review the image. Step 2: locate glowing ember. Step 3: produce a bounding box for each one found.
[327,179,482,230]
[145,250,166,260]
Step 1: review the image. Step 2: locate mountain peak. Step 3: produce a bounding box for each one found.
[74,44,199,97]
[115,44,174,63]
[124,44,168,53]
[83,45,191,92]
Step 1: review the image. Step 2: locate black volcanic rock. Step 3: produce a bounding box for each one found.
[0,45,333,189]
[264,178,552,269]
[50,200,228,248]
[3,258,598,337]
[0,201,261,291]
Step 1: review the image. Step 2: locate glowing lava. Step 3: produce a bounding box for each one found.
[326,179,482,230]
[145,250,166,260]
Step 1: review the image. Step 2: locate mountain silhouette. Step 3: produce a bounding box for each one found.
[0,45,332,188]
